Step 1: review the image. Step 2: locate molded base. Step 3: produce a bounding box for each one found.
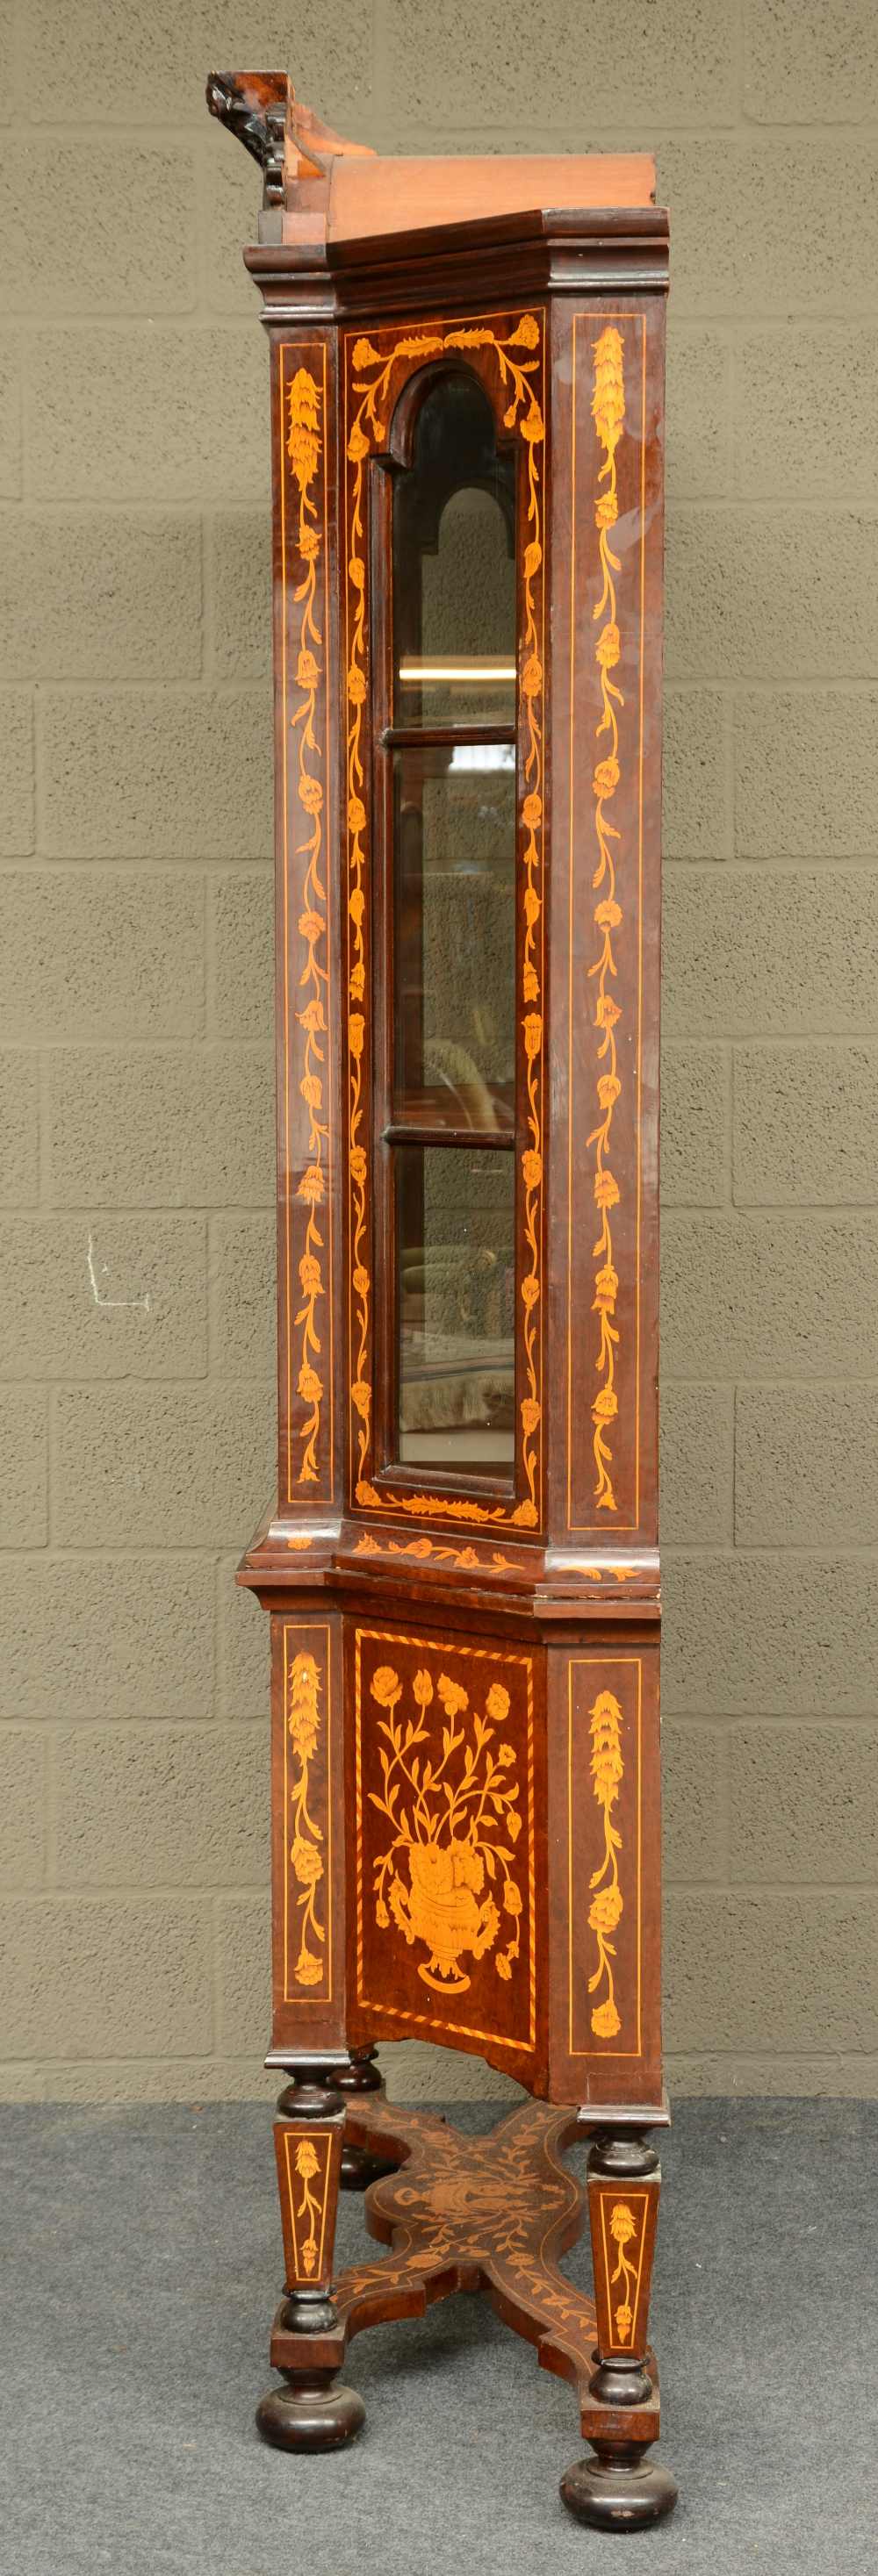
[255,2376,365,2453]
[560,2452,678,2531]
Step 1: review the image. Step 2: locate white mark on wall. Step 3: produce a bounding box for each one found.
[87,1234,152,1314]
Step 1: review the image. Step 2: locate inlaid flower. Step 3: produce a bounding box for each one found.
[486,1684,510,1722]
[294,1946,323,1987]
[595,621,621,670]
[436,1675,468,1717]
[588,1884,623,1934]
[371,1665,401,1709]
[291,1836,323,1888]
[609,2203,637,2247]
[299,1252,321,1295]
[593,1263,619,1311]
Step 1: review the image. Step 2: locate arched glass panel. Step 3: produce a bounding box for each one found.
[392,370,516,725]
[383,367,518,1474]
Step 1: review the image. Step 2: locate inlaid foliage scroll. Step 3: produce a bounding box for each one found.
[278,341,334,1503]
[281,1621,333,2003]
[567,1654,643,2062]
[566,310,656,1539]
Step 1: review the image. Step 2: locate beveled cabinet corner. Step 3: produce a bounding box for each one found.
[207,68,674,2529]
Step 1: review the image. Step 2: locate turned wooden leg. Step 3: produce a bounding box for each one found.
[335,2044,398,2192]
[561,2132,678,2531]
[255,2063,365,2453]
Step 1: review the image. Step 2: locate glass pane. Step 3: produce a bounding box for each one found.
[392,743,516,1130]
[395,1145,515,1469]
[392,370,516,728]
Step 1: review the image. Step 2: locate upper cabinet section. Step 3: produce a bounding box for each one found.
[207,72,669,1589]
[344,314,548,1531]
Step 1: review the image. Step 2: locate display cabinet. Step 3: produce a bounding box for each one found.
[206,68,674,2530]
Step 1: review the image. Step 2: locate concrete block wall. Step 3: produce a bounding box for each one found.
[1,0,876,2103]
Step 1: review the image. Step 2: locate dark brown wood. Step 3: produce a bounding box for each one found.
[560,2130,677,2529]
[207,73,674,2528]
[257,2061,366,2450]
[262,2093,671,2487]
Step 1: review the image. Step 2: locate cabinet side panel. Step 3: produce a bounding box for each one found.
[271,333,342,1511]
[547,1640,661,2105]
[345,1614,548,2091]
[547,298,665,1546]
[270,1609,348,2049]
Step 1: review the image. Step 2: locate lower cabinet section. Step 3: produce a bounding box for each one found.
[269,1599,662,2106]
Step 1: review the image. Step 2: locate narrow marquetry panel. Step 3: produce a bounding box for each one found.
[556,302,663,1544]
[349,1621,543,2077]
[547,1644,661,2104]
[274,2118,342,2292]
[276,335,337,1505]
[270,1617,348,2048]
[588,2172,658,2362]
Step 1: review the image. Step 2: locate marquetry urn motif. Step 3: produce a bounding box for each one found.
[352,1628,538,2066]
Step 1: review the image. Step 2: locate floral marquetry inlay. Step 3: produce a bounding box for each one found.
[587,1690,624,2041]
[355,1629,537,2059]
[275,2119,338,2288]
[588,326,627,1516]
[281,347,332,1496]
[342,312,546,1531]
[591,2181,653,2357]
[286,1647,325,1988]
[367,1662,524,1995]
[568,1655,643,2064]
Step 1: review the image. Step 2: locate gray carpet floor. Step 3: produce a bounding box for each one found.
[1,2097,874,2576]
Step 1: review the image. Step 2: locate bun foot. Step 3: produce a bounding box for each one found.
[561,2445,678,2531]
[255,2370,365,2453]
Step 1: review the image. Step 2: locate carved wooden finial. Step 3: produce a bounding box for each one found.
[205,72,290,202]
[205,70,375,208]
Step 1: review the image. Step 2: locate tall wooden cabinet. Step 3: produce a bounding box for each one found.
[207,68,674,2530]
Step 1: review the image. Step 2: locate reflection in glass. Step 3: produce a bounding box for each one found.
[393,743,515,1129]
[392,372,516,728]
[395,1145,515,1468]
